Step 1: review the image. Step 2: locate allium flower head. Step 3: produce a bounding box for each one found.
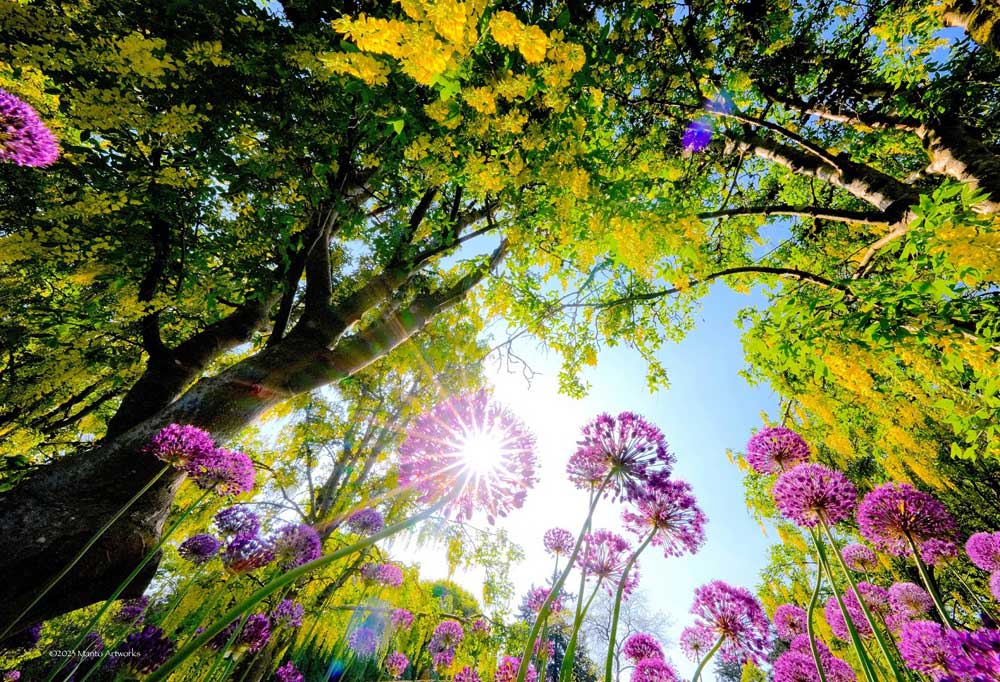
[471,618,489,634]
[772,464,856,527]
[841,543,878,572]
[7,623,40,650]
[580,529,637,595]
[566,412,674,502]
[432,648,455,670]
[3,672,19,682]
[146,424,215,469]
[946,627,1000,679]
[275,661,304,682]
[271,524,321,569]
[115,596,149,624]
[679,624,715,661]
[214,505,260,536]
[889,582,933,620]
[543,527,574,556]
[455,666,482,682]
[689,581,771,665]
[390,608,414,630]
[991,572,1000,602]
[430,619,464,651]
[920,538,958,567]
[221,533,274,573]
[188,447,255,496]
[898,620,954,677]
[745,427,810,474]
[346,508,384,535]
[773,604,808,639]
[0,90,58,167]
[399,389,537,523]
[622,479,706,557]
[273,599,304,628]
[178,533,221,564]
[622,633,664,663]
[494,656,537,682]
[824,590,874,640]
[347,626,380,657]
[967,532,1000,572]
[773,650,855,682]
[858,483,956,556]
[111,625,175,674]
[209,614,271,653]
[384,651,409,678]
[631,657,679,682]
[523,586,563,614]
[682,118,712,153]
[360,562,404,587]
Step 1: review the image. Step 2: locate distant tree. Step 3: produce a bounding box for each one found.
[580,588,673,682]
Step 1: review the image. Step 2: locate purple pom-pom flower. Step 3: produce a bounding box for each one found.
[631,657,678,682]
[271,524,321,569]
[967,532,1000,572]
[622,632,664,663]
[221,533,274,573]
[772,463,856,528]
[178,533,221,564]
[384,651,409,678]
[841,543,879,572]
[273,599,304,628]
[688,580,771,665]
[346,508,384,535]
[773,604,808,639]
[275,661,304,682]
[0,89,59,167]
[543,527,574,556]
[858,483,955,556]
[745,427,810,474]
[214,506,260,536]
[622,479,706,557]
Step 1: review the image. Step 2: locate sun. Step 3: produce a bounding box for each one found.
[455,427,508,479]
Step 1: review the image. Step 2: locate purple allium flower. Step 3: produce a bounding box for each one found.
[221,533,274,573]
[146,424,215,470]
[772,463,856,527]
[580,529,637,596]
[275,661,304,682]
[531,637,555,659]
[773,649,855,682]
[841,543,878,572]
[0,89,59,167]
[889,582,934,620]
[824,590,874,640]
[455,666,482,682]
[390,608,414,630]
[113,625,174,674]
[622,633,664,663]
[920,538,958,567]
[3,672,20,682]
[631,657,678,682]
[682,118,712,153]
[399,390,537,523]
[271,524,321,569]
[432,648,455,669]
[946,627,1000,679]
[346,508,384,535]
[494,656,537,682]
[273,599,304,628]
[566,412,674,503]
[471,617,489,634]
[360,562,404,587]
[430,619,464,651]
[679,624,715,661]
[622,479,706,557]
[114,596,149,624]
[214,505,261,536]
[745,427,810,474]
[688,580,771,665]
[347,626,380,657]
[787,636,856,682]
[178,533,221,563]
[857,483,956,556]
[7,623,41,650]
[384,651,409,678]
[898,620,954,677]
[967,532,1000,572]
[209,614,271,653]
[543,527,575,556]
[188,447,255,496]
[523,586,563,614]
[773,604,808,639]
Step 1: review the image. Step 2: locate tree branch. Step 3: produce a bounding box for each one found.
[697,205,889,225]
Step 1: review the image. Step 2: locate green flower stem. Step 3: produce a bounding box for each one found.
[820,521,905,682]
[806,561,829,682]
[1,464,171,640]
[905,534,954,629]
[515,479,609,682]
[559,580,601,682]
[47,487,212,682]
[949,566,999,622]
[810,529,880,682]
[691,635,725,682]
[147,498,448,682]
[603,530,655,682]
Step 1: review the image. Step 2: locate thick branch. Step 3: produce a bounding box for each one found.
[697,205,889,225]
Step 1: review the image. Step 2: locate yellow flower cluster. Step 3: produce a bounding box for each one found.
[489,10,548,63]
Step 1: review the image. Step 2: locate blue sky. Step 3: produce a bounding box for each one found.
[404,281,780,679]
